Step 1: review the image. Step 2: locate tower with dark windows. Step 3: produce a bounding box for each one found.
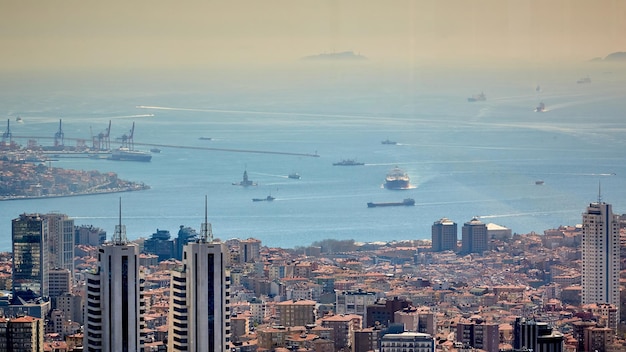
[431,217,457,252]
[461,217,488,254]
[168,197,231,351]
[83,200,144,352]
[12,213,49,301]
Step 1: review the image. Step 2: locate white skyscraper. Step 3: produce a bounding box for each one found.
[168,198,231,352]
[84,201,144,352]
[581,196,620,319]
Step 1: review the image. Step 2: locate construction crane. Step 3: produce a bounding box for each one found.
[54,119,64,147]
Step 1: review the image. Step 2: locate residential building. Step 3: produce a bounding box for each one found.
[581,199,620,326]
[456,319,499,352]
[380,332,434,352]
[168,208,231,352]
[461,217,488,254]
[335,289,377,327]
[83,212,145,352]
[432,217,457,252]
[275,299,316,327]
[0,315,44,352]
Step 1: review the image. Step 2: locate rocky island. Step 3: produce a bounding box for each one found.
[0,158,149,200]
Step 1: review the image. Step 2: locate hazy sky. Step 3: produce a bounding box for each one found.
[1,0,625,71]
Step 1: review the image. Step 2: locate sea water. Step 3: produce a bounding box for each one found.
[1,63,625,251]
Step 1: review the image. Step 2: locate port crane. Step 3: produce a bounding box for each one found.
[116,122,136,150]
[54,119,64,147]
[91,120,111,151]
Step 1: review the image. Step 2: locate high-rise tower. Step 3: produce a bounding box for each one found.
[431,217,457,252]
[12,213,49,300]
[461,217,488,254]
[43,212,75,276]
[83,200,144,352]
[581,195,620,324]
[168,197,231,352]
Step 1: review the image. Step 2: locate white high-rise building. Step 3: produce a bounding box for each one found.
[581,198,620,320]
[84,202,144,352]
[168,199,231,352]
[43,212,75,276]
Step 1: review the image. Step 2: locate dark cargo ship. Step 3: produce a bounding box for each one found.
[367,198,415,208]
[333,159,364,166]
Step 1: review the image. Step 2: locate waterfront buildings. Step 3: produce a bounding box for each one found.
[581,199,620,325]
[431,217,457,252]
[167,204,231,351]
[461,216,488,254]
[83,209,145,352]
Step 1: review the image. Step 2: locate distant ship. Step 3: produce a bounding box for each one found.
[16,116,23,123]
[467,92,486,102]
[384,167,411,190]
[333,159,364,166]
[577,76,591,84]
[109,147,152,162]
[252,194,275,202]
[535,102,546,112]
[150,148,161,153]
[367,198,415,208]
[199,137,213,140]
[535,180,545,185]
[381,139,397,145]
[233,170,257,186]
[288,172,301,179]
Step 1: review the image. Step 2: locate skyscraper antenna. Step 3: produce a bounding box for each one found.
[113,197,127,244]
[200,195,213,243]
[598,181,602,203]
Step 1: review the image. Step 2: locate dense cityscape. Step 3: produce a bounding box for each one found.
[1,195,625,351]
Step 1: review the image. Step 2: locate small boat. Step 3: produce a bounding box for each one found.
[16,116,23,123]
[199,137,213,141]
[467,92,486,102]
[150,148,161,153]
[367,198,415,208]
[577,76,591,84]
[288,172,301,179]
[252,195,275,202]
[333,159,364,166]
[535,180,544,185]
[535,102,546,112]
[381,139,397,145]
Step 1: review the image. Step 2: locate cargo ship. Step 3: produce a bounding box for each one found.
[367,198,415,208]
[252,195,275,202]
[333,159,364,166]
[467,92,486,102]
[384,167,411,189]
[109,147,152,162]
[381,139,397,145]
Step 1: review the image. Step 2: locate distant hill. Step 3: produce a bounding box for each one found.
[604,52,626,62]
[301,51,367,61]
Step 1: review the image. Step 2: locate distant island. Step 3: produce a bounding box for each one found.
[0,158,149,201]
[589,51,626,62]
[301,51,367,61]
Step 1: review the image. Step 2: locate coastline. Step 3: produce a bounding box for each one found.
[0,184,150,201]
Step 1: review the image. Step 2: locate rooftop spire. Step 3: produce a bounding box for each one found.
[200,195,213,243]
[113,197,127,244]
[598,181,602,203]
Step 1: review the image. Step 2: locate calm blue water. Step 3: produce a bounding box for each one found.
[1,64,626,251]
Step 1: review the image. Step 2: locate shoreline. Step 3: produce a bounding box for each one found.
[0,185,150,202]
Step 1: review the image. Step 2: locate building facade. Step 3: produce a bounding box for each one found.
[431,218,457,252]
[43,212,75,276]
[461,217,488,255]
[380,332,435,352]
[581,200,620,324]
[83,220,144,352]
[168,219,231,352]
[12,213,49,300]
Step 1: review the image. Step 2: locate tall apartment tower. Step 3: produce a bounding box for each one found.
[431,217,457,252]
[43,212,75,276]
[168,198,231,352]
[581,197,620,320]
[12,213,49,300]
[84,202,144,352]
[461,217,488,254]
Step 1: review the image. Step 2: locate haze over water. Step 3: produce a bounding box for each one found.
[1,62,625,251]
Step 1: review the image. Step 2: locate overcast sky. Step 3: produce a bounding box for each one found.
[1,0,625,71]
